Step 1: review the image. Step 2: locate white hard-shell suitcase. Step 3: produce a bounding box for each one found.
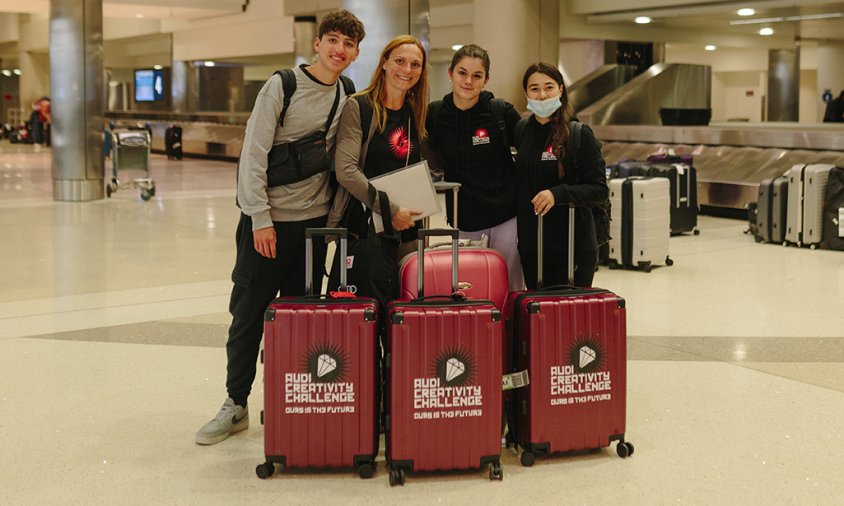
[802,164,835,249]
[607,177,672,272]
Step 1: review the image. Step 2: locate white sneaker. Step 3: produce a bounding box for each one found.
[195,398,249,445]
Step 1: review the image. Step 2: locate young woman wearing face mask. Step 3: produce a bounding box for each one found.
[514,62,608,288]
[425,44,525,290]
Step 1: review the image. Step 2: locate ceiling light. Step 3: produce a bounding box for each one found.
[759,27,774,36]
[136,13,144,18]
[13,69,21,75]
[731,12,842,25]
[153,65,163,70]
[204,61,216,67]
[634,16,652,24]
[737,8,755,16]
[1,70,11,77]
[705,45,717,51]
[451,45,463,51]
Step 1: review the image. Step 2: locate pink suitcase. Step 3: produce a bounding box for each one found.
[386,229,504,486]
[398,246,509,310]
[505,210,632,465]
[257,228,380,479]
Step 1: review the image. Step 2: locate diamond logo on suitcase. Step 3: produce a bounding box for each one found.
[579,347,597,369]
[317,354,338,378]
[445,358,465,382]
[303,344,348,383]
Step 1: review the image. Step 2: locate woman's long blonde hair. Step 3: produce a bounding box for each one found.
[359,35,428,139]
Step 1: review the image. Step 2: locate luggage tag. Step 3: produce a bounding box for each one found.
[502,370,530,391]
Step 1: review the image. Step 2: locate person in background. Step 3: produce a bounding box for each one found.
[425,44,525,290]
[195,9,365,446]
[514,62,607,288]
[823,89,844,123]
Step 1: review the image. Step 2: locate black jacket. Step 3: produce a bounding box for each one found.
[514,116,607,258]
[426,91,522,231]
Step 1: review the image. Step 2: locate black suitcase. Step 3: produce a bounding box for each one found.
[757,177,788,244]
[821,167,844,251]
[165,125,183,160]
[608,161,650,179]
[645,163,699,235]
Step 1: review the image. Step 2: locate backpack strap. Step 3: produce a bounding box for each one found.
[489,98,513,160]
[355,95,374,145]
[567,120,583,153]
[427,99,443,150]
[514,117,528,148]
[274,69,297,127]
[339,75,355,97]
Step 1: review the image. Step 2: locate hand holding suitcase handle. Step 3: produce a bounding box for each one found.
[305,228,348,295]
[536,206,575,288]
[416,229,459,298]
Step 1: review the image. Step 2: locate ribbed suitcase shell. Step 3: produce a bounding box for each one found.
[608,177,671,270]
[386,301,503,474]
[802,164,835,247]
[757,177,788,243]
[398,248,509,310]
[262,298,379,472]
[646,163,698,235]
[511,289,627,456]
[785,164,808,245]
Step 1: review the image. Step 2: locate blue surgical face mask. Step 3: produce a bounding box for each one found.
[526,96,562,118]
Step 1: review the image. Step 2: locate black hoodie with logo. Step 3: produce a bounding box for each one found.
[426,91,522,231]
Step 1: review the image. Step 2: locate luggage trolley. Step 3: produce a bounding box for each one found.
[106,129,156,201]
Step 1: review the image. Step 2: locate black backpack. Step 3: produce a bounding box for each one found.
[514,119,611,247]
[274,68,355,126]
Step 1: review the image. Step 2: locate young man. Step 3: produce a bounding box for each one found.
[196,10,365,445]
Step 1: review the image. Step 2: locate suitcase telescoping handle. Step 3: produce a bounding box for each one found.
[536,206,575,288]
[416,228,459,298]
[304,228,348,296]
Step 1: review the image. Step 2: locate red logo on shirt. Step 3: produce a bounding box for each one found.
[472,128,490,146]
[541,145,558,161]
[389,126,412,159]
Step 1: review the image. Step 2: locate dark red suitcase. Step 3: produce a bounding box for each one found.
[398,246,509,310]
[386,229,504,486]
[506,210,633,466]
[257,228,380,479]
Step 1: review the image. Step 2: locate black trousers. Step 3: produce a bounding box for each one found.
[225,213,328,406]
[519,247,597,289]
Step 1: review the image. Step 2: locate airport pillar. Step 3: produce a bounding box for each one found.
[817,42,844,121]
[473,0,559,110]
[767,48,800,122]
[294,16,317,67]
[49,0,105,201]
[340,0,430,91]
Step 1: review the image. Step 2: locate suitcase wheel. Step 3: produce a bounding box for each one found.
[519,451,535,467]
[616,441,635,459]
[488,461,503,481]
[255,462,275,479]
[357,463,375,479]
[693,228,701,236]
[665,257,674,267]
[388,467,405,486]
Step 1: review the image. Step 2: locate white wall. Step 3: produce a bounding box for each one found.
[559,39,605,85]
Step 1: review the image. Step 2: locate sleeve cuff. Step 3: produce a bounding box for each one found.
[250,210,273,231]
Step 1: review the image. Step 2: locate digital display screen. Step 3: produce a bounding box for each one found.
[134,69,164,102]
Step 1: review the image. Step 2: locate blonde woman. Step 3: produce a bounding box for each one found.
[327,35,430,308]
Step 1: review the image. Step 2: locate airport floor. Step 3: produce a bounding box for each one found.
[1,141,842,505]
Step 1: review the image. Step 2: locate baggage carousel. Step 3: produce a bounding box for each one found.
[107,111,844,213]
[592,122,844,213]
